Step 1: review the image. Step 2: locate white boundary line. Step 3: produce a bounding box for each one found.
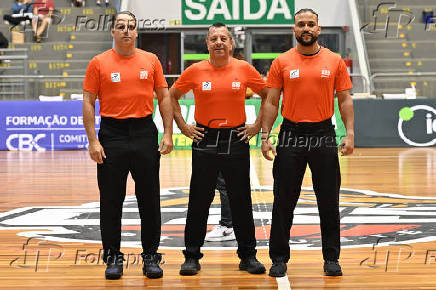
[249,159,290,289]
[249,157,260,187]
[276,276,291,290]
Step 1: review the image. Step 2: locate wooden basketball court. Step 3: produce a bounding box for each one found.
[1,148,436,289]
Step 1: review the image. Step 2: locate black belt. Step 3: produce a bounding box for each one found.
[281,117,333,132]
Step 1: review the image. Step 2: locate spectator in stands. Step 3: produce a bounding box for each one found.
[32,0,55,43]
[0,31,9,64]
[13,0,33,14]
[96,0,110,7]
[72,0,84,7]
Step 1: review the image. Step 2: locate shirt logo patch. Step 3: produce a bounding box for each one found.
[232,81,241,89]
[321,69,331,78]
[290,69,300,79]
[202,82,212,91]
[111,72,121,82]
[140,70,148,80]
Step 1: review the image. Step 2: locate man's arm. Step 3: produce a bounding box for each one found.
[155,87,174,155]
[169,87,204,141]
[337,89,354,155]
[238,87,268,142]
[82,90,105,164]
[261,87,281,161]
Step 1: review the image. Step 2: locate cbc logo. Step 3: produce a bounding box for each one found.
[6,134,47,151]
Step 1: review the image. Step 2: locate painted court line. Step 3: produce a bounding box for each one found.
[276,275,291,290]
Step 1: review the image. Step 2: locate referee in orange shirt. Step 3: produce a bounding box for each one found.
[170,22,268,276]
[262,9,354,277]
[83,11,173,280]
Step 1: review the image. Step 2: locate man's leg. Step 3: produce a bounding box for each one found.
[180,149,219,275]
[268,139,307,276]
[220,152,265,274]
[220,154,256,258]
[205,172,235,242]
[97,125,129,280]
[217,171,233,227]
[129,120,163,278]
[308,139,341,265]
[36,17,49,37]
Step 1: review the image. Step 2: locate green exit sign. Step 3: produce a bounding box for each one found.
[182,0,294,26]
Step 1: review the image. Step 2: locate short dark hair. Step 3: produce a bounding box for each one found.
[207,22,233,39]
[111,11,137,29]
[295,8,319,22]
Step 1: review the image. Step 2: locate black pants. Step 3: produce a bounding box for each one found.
[184,124,257,259]
[269,118,341,263]
[216,172,232,228]
[97,116,161,261]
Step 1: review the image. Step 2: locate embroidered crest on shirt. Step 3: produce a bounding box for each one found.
[202,81,212,91]
[290,69,300,79]
[111,72,121,82]
[140,70,148,80]
[232,81,241,90]
[321,69,331,78]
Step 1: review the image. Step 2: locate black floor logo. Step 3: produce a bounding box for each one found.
[1,187,436,250]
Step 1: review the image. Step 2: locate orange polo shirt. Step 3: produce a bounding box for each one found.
[83,48,167,119]
[267,47,352,123]
[173,57,266,128]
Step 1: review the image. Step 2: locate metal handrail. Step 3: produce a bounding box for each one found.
[0,75,85,79]
[0,74,182,79]
[0,51,28,96]
[370,72,436,93]
[0,48,28,52]
[349,0,372,94]
[371,72,436,80]
[350,73,370,94]
[0,55,28,60]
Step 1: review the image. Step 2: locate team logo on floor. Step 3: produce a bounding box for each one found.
[1,187,436,249]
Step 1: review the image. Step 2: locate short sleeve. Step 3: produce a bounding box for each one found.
[83,57,100,95]
[335,58,353,92]
[267,57,283,89]
[153,55,168,89]
[244,62,266,94]
[172,65,196,94]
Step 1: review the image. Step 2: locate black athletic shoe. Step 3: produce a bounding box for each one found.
[324,260,343,276]
[104,254,124,280]
[239,256,266,274]
[179,257,201,276]
[142,253,163,279]
[268,262,287,277]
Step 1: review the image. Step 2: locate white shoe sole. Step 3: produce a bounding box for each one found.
[205,235,236,242]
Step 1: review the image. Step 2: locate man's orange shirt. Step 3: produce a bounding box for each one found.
[173,58,266,128]
[83,48,167,119]
[267,47,352,123]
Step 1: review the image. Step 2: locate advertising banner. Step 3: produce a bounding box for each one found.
[354,99,436,147]
[1,101,99,151]
[1,99,344,151]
